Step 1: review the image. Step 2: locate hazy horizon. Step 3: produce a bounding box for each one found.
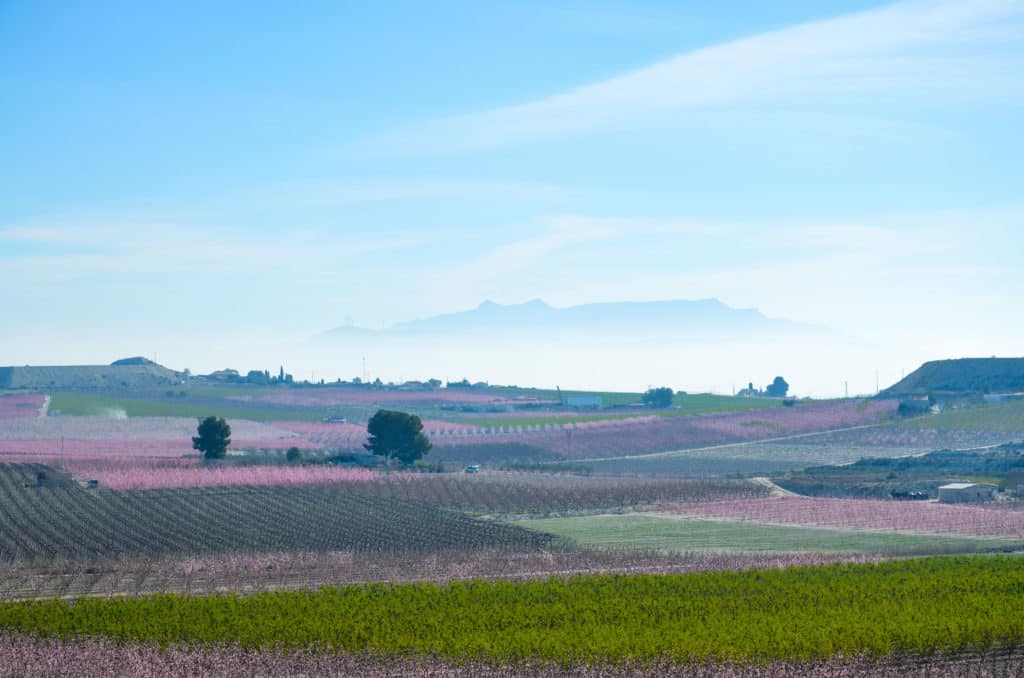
[4,295,1016,399]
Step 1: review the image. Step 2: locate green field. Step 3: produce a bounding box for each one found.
[46,388,777,425]
[515,514,1022,554]
[462,392,779,428]
[1,556,1022,663]
[47,392,323,421]
[899,399,1024,433]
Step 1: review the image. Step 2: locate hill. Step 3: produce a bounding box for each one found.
[0,360,182,390]
[880,357,1024,398]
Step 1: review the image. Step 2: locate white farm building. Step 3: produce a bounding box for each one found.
[937,482,997,504]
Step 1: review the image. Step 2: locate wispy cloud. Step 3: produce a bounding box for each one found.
[367,0,1024,154]
[436,214,731,285]
[418,205,1023,338]
[0,219,418,281]
[215,177,570,209]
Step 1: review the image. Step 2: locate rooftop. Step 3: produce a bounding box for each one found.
[939,482,996,490]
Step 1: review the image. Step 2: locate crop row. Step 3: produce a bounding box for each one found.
[1,556,1021,663]
[0,548,886,601]
[345,472,770,515]
[2,634,1021,678]
[77,463,378,491]
[0,464,551,562]
[658,497,1024,538]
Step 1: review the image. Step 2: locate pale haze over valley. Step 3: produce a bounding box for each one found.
[2,0,1022,396]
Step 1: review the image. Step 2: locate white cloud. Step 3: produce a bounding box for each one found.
[368,0,1024,153]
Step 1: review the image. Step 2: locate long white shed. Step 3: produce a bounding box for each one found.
[937,482,997,504]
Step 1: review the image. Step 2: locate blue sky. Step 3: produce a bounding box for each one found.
[1,1,1022,394]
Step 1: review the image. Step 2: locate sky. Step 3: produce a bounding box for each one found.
[1,0,1022,396]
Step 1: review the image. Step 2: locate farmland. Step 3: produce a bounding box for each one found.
[8,0,1024,670]
[1,557,1022,665]
[900,398,1024,433]
[334,472,770,514]
[0,464,551,561]
[656,496,1024,538]
[1,636,1022,678]
[516,514,1021,554]
[0,394,45,420]
[2,380,1024,674]
[0,549,884,601]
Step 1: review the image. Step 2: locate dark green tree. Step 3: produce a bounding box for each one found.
[364,409,432,466]
[192,416,231,460]
[285,447,302,464]
[766,376,790,397]
[246,369,269,385]
[641,386,674,408]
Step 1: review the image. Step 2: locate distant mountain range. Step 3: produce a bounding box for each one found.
[320,298,807,342]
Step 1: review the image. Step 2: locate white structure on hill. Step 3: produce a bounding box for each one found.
[937,482,997,504]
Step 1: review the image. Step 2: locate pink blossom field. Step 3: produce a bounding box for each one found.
[0,436,317,459]
[423,400,899,458]
[657,496,1024,538]
[0,393,45,419]
[761,424,1022,453]
[0,416,298,440]
[86,463,379,491]
[0,415,317,469]
[273,418,479,439]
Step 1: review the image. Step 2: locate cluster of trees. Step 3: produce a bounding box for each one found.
[193,410,433,466]
[642,387,675,408]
